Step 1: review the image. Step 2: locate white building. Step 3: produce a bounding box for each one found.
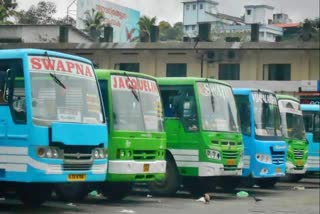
[244,5,274,25]
[273,13,292,24]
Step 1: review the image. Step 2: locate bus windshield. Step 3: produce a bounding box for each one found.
[252,92,282,137]
[279,100,305,140]
[29,56,103,126]
[111,75,163,132]
[197,82,240,132]
[303,111,320,142]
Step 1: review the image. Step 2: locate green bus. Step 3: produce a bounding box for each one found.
[55,69,166,201]
[277,95,308,181]
[149,77,244,196]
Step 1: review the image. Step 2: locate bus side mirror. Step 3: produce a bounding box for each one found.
[182,100,192,118]
[3,69,14,102]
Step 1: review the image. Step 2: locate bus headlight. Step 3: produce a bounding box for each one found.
[206,149,221,160]
[93,148,106,159]
[256,154,272,164]
[36,147,62,159]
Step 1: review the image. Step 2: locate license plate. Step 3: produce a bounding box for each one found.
[68,174,86,181]
[143,164,150,172]
[226,159,236,165]
[296,160,303,166]
[276,168,281,173]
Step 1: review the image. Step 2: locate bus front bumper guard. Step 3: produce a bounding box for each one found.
[286,162,307,174]
[108,160,166,174]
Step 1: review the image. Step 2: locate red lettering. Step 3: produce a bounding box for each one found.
[85,66,93,77]
[41,59,55,70]
[119,77,125,88]
[113,77,118,88]
[66,62,75,73]
[125,78,131,89]
[131,79,137,90]
[138,79,144,91]
[76,64,84,75]
[31,57,41,69]
[56,60,66,72]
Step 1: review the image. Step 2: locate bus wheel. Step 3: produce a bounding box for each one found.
[148,157,180,196]
[255,178,279,189]
[219,176,241,192]
[54,183,89,202]
[17,184,51,207]
[287,174,304,182]
[100,182,131,201]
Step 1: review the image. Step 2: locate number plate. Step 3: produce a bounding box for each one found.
[68,174,86,181]
[226,159,236,165]
[296,160,303,166]
[143,164,150,172]
[276,168,281,173]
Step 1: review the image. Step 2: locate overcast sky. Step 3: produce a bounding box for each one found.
[16,0,319,24]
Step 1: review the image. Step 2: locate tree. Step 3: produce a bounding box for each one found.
[0,0,17,24]
[81,9,105,41]
[138,15,156,42]
[300,18,319,41]
[159,21,183,41]
[17,1,57,24]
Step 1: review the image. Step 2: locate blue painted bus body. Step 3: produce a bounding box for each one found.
[0,49,108,184]
[233,89,287,180]
[301,104,320,172]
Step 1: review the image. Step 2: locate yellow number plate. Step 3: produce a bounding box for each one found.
[68,174,86,181]
[276,168,281,173]
[143,164,150,172]
[226,159,236,165]
[296,160,303,166]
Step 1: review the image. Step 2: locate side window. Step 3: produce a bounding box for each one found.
[160,85,198,131]
[235,95,251,135]
[314,113,320,142]
[0,59,26,123]
[303,113,313,132]
[98,80,109,123]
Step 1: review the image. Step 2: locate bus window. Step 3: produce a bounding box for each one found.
[235,95,251,135]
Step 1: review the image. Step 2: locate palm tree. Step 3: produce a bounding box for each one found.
[138,15,156,42]
[81,9,105,41]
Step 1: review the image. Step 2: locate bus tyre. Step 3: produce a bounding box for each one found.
[287,174,304,182]
[148,157,180,196]
[100,182,131,201]
[54,183,89,202]
[256,178,279,189]
[17,184,51,208]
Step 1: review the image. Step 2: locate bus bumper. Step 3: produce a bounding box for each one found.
[286,161,307,174]
[198,162,243,176]
[307,156,320,172]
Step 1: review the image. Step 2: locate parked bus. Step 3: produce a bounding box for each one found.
[56,69,167,201]
[301,104,320,173]
[149,78,243,196]
[233,89,287,188]
[0,49,108,206]
[277,95,308,181]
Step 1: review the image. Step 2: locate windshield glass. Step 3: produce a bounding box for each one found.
[303,111,320,142]
[29,56,103,126]
[197,82,240,132]
[111,75,163,132]
[279,100,305,140]
[252,92,282,137]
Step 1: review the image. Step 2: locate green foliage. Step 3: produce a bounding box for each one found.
[81,9,105,41]
[17,1,57,24]
[0,0,17,24]
[300,18,319,41]
[138,15,156,42]
[159,21,183,41]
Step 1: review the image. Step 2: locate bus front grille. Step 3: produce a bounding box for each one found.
[293,149,304,159]
[133,150,157,160]
[222,150,239,159]
[270,147,285,165]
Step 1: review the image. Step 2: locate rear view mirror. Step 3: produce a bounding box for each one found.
[3,69,13,102]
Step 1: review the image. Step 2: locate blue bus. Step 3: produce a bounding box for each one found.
[0,49,108,206]
[233,89,287,188]
[301,104,320,173]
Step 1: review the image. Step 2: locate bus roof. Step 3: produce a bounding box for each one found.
[0,48,92,64]
[233,88,275,95]
[276,94,299,103]
[301,104,320,112]
[96,69,156,80]
[157,77,230,87]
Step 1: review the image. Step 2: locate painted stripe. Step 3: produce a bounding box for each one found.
[0,163,27,172]
[0,146,28,155]
[242,155,251,169]
[174,155,199,161]
[169,149,199,156]
[108,160,166,174]
[92,163,108,174]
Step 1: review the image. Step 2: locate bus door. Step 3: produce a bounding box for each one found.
[304,111,320,168]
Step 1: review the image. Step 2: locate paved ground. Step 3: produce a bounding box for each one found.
[0,177,319,214]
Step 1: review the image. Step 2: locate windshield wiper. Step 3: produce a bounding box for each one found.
[44,51,66,89]
[124,72,139,102]
[206,79,215,112]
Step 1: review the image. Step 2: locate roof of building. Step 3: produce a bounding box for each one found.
[0,41,318,50]
[273,23,300,28]
[182,0,218,5]
[244,5,275,10]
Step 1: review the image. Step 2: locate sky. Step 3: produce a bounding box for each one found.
[16,0,320,24]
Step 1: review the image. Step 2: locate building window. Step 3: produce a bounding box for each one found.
[185,25,189,31]
[247,9,251,15]
[186,4,190,10]
[193,4,196,10]
[192,25,195,30]
[166,63,187,77]
[218,64,240,80]
[263,64,291,81]
[200,3,203,9]
[116,63,140,72]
